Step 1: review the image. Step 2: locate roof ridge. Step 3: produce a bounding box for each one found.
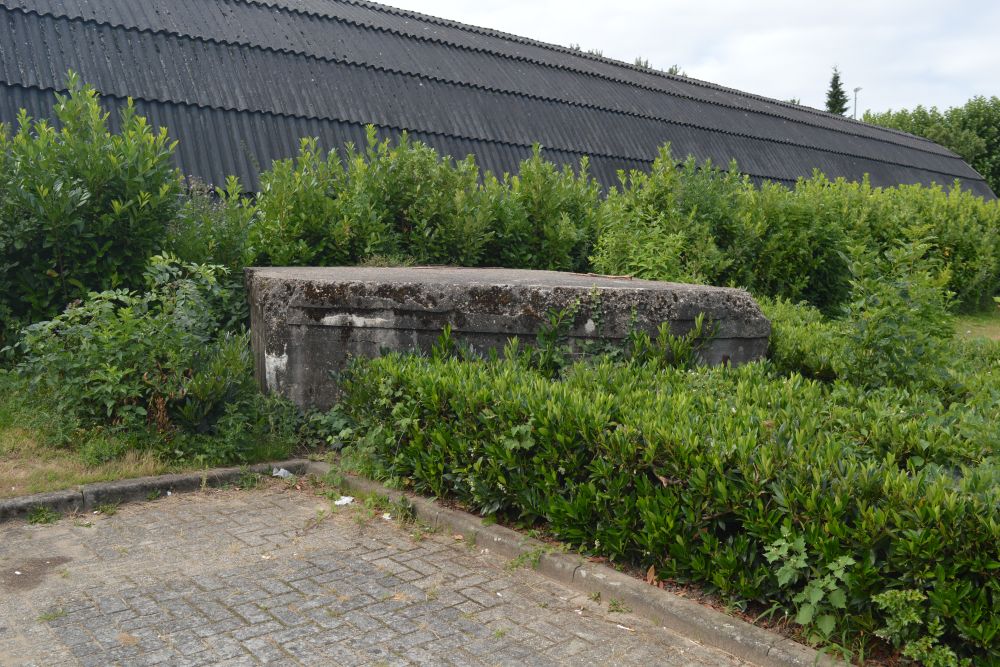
[7,79,982,189]
[307,0,955,153]
[241,0,959,160]
[1,4,971,177]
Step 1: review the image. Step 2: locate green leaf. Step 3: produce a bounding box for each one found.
[828,589,847,609]
[795,604,815,626]
[816,614,836,637]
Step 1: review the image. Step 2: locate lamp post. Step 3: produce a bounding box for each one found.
[853,87,862,119]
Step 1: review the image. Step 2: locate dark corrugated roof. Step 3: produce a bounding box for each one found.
[0,0,994,197]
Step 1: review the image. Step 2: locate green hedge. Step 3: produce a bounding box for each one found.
[0,74,180,347]
[341,334,998,663]
[247,137,1000,316]
[246,131,600,272]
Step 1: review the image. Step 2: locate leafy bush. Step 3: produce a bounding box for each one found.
[250,129,492,267]
[14,255,248,433]
[169,392,301,466]
[763,233,958,393]
[874,589,970,667]
[166,176,257,329]
[592,147,731,284]
[239,128,998,317]
[10,254,303,465]
[0,72,180,347]
[837,234,955,389]
[848,181,1000,312]
[249,137,350,267]
[758,297,840,381]
[340,340,998,662]
[742,176,853,313]
[482,147,600,272]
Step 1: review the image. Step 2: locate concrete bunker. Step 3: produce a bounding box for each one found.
[247,267,771,409]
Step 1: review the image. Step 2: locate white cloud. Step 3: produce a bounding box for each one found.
[386,0,999,112]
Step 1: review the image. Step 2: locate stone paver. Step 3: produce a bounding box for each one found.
[0,483,747,666]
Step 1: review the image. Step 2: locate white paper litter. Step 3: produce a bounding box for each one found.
[333,496,354,506]
[272,468,293,479]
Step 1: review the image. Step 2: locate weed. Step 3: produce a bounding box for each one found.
[27,506,60,525]
[37,608,67,622]
[300,509,328,535]
[505,546,549,571]
[409,520,437,542]
[236,468,263,490]
[608,599,631,614]
[588,591,601,604]
[95,503,118,516]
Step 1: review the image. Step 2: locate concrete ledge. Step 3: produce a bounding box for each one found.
[248,267,771,409]
[307,461,843,667]
[0,459,311,523]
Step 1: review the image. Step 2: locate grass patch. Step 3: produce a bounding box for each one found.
[0,373,171,499]
[95,503,119,516]
[956,306,1000,340]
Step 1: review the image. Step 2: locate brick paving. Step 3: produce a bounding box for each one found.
[0,483,747,666]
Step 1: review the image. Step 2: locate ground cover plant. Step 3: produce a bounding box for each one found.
[0,369,170,498]
[338,279,999,664]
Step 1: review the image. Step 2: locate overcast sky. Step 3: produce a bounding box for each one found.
[386,0,998,114]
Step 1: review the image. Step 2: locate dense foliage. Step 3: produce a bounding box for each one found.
[865,96,1000,196]
[247,132,600,272]
[241,138,1000,316]
[340,294,999,664]
[0,74,180,347]
[11,255,297,465]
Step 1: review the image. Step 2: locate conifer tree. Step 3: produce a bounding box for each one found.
[826,67,850,115]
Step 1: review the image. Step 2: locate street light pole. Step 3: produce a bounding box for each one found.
[853,87,862,119]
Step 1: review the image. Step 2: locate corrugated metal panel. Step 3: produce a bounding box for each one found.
[0,1,979,173]
[251,0,957,152]
[0,8,977,182]
[0,0,992,198]
[1,0,964,165]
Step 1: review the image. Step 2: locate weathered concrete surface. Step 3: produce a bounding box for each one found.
[0,484,749,666]
[247,267,770,408]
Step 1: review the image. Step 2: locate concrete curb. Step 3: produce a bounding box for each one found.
[307,461,843,667]
[0,459,310,523]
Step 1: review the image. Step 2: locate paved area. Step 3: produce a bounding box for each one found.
[0,482,747,666]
